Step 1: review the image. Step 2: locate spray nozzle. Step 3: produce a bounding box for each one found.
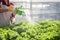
[15,5,24,15]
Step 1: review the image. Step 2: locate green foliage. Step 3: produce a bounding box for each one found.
[0,28,20,40]
[0,20,60,40]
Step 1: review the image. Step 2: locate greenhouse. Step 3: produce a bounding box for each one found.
[0,0,60,40]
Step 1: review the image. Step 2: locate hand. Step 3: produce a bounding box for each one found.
[8,5,14,12]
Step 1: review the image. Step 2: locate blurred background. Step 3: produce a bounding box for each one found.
[9,0,60,24]
[0,0,60,25]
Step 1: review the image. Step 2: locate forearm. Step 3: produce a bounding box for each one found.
[0,8,8,13]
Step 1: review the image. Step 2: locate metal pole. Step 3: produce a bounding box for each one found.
[30,0,32,18]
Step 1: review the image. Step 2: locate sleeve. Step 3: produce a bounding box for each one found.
[0,0,2,2]
[1,0,10,6]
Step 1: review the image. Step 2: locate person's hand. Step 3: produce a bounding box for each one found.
[8,5,14,12]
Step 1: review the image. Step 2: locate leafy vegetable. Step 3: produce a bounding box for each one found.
[0,20,60,40]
